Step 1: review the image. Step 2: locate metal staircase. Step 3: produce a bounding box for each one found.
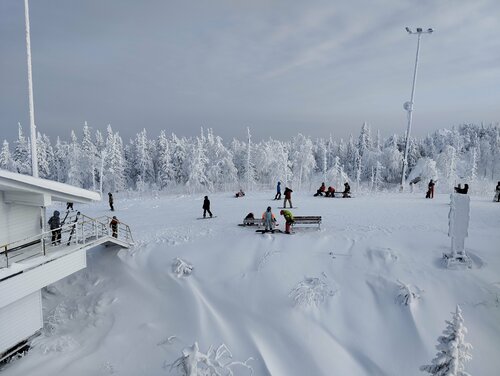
[1,212,134,271]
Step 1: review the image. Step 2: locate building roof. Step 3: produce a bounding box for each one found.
[0,170,101,203]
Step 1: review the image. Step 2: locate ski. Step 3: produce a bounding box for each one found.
[66,211,81,246]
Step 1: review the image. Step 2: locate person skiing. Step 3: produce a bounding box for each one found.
[426,179,435,199]
[274,181,282,200]
[325,186,335,198]
[262,206,277,232]
[314,182,326,197]
[108,192,115,211]
[48,210,62,245]
[342,182,351,198]
[109,216,119,238]
[283,187,293,208]
[280,209,294,234]
[203,196,213,218]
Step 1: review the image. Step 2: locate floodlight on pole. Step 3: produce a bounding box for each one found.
[24,0,38,178]
[400,27,433,190]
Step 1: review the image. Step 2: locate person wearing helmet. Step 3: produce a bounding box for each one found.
[280,209,294,234]
[262,206,277,232]
[48,210,61,245]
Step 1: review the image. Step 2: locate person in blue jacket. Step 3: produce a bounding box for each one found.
[274,181,281,200]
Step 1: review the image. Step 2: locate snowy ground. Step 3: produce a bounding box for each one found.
[3,191,500,375]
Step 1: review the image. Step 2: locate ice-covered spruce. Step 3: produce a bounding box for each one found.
[172,257,193,277]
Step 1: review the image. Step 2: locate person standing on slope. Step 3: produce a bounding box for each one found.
[495,181,500,202]
[342,182,351,198]
[280,209,294,234]
[283,187,293,208]
[262,206,277,232]
[426,180,435,199]
[203,196,213,218]
[108,192,115,211]
[274,181,282,200]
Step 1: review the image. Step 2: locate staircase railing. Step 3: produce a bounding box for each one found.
[0,212,134,269]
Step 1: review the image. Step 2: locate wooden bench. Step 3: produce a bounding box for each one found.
[292,216,322,229]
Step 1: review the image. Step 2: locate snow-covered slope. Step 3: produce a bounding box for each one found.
[3,191,500,375]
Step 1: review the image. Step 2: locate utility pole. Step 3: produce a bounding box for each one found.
[400,27,433,190]
[24,0,38,178]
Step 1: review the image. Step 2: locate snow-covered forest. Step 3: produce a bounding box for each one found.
[1,122,499,194]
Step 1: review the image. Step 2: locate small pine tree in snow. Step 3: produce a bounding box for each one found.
[396,280,422,306]
[168,342,253,376]
[420,305,472,376]
[172,258,193,277]
[0,140,14,171]
[373,161,384,191]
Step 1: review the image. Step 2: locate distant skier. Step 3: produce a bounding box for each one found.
[342,182,351,198]
[203,196,213,218]
[108,192,115,211]
[274,181,282,200]
[48,210,62,245]
[494,182,500,202]
[325,186,335,198]
[426,180,435,199]
[262,206,277,232]
[280,209,294,234]
[109,216,119,238]
[314,182,326,197]
[66,202,74,211]
[283,187,293,208]
[235,189,245,198]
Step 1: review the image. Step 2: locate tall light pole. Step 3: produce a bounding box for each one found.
[24,0,38,178]
[400,27,433,190]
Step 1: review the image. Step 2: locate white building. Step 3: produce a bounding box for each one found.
[0,170,133,360]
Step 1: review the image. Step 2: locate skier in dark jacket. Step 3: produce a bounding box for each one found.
[495,181,500,202]
[109,216,119,238]
[108,192,114,211]
[283,187,293,208]
[426,180,435,199]
[454,184,469,194]
[48,210,62,245]
[274,181,282,200]
[66,202,74,210]
[203,196,213,218]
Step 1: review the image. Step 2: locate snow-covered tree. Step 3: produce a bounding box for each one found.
[13,123,31,174]
[420,305,472,376]
[185,137,209,192]
[157,130,173,189]
[0,140,14,171]
[290,134,316,190]
[81,122,98,189]
[67,130,82,187]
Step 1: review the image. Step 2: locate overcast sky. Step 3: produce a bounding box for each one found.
[1,0,499,143]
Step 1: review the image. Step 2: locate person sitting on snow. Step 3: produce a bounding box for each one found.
[244,212,254,220]
[262,206,277,232]
[235,189,245,198]
[342,182,351,198]
[314,182,326,196]
[325,186,335,197]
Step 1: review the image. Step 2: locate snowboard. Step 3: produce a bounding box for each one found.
[197,216,217,220]
[255,229,294,235]
[277,207,298,209]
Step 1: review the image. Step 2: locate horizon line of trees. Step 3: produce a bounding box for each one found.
[1,121,499,194]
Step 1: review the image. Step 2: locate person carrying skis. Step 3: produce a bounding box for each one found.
[280,209,294,234]
[283,187,293,208]
[203,196,213,218]
[342,182,351,198]
[108,192,115,211]
[495,182,500,202]
[426,180,435,199]
[262,206,277,232]
[314,182,326,197]
[109,216,119,238]
[48,210,62,245]
[274,181,282,200]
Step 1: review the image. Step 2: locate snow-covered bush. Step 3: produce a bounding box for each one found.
[396,280,422,306]
[172,258,193,277]
[420,305,472,376]
[289,277,336,307]
[168,342,253,376]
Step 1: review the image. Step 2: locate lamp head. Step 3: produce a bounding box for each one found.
[416,27,423,33]
[405,27,411,33]
[427,28,434,33]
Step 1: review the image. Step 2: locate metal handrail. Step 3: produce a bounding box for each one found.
[1,212,134,269]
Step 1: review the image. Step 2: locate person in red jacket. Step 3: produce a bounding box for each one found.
[325,186,335,197]
[314,182,326,196]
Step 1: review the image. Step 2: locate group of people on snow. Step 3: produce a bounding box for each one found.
[273,181,294,208]
[244,207,294,234]
[314,182,351,198]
